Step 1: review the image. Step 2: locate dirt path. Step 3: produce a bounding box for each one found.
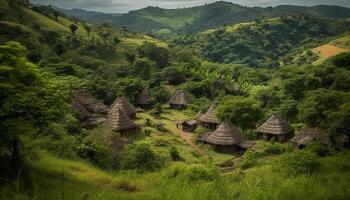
[175,127,207,156]
[312,44,349,58]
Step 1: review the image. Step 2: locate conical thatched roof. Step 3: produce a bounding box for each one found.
[169,89,191,106]
[108,108,138,132]
[256,115,293,135]
[199,103,220,124]
[110,97,136,117]
[73,90,108,114]
[291,127,329,145]
[206,121,243,145]
[136,88,151,105]
[71,99,91,119]
[195,111,204,120]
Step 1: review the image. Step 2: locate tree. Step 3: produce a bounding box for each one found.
[298,89,347,128]
[217,96,262,132]
[69,24,78,35]
[0,42,69,167]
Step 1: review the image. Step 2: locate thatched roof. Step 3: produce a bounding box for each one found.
[110,97,136,117]
[108,108,138,132]
[199,103,220,124]
[71,99,91,119]
[206,121,243,146]
[169,89,191,106]
[181,119,198,126]
[73,90,109,114]
[238,140,255,149]
[136,88,151,105]
[81,116,106,128]
[291,127,329,145]
[256,115,293,135]
[195,111,204,120]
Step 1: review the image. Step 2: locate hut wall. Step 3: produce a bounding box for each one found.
[182,124,198,132]
[212,144,240,153]
[170,104,187,110]
[202,122,218,131]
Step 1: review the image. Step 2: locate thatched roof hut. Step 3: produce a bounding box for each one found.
[195,111,204,120]
[291,127,329,148]
[73,90,109,114]
[199,103,220,130]
[110,97,136,118]
[206,121,243,146]
[136,88,151,107]
[108,108,138,133]
[71,99,91,119]
[180,119,198,132]
[256,115,294,142]
[81,116,106,129]
[169,89,191,109]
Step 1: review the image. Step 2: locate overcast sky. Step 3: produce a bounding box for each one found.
[30,0,350,13]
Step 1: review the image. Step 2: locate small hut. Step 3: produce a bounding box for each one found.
[110,97,136,118]
[256,115,294,142]
[291,128,329,149]
[180,119,198,132]
[169,89,191,110]
[136,88,151,108]
[206,121,244,152]
[81,116,106,129]
[199,103,220,130]
[71,99,91,120]
[108,108,139,135]
[73,90,109,114]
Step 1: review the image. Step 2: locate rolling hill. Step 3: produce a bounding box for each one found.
[171,16,350,66]
[53,1,350,37]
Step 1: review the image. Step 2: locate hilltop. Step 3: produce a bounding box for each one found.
[53,1,350,37]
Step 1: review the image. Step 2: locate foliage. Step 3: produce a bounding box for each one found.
[121,142,163,172]
[169,146,181,161]
[217,96,262,131]
[280,150,319,175]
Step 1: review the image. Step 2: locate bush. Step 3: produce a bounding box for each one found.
[280,150,319,175]
[240,150,258,170]
[305,143,329,157]
[262,143,285,156]
[121,143,163,172]
[76,140,112,169]
[166,164,218,182]
[169,147,181,161]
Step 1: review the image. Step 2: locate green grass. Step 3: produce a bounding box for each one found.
[4,149,349,200]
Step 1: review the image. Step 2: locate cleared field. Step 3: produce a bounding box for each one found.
[312,44,349,59]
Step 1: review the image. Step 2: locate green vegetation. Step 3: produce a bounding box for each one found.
[1,0,350,199]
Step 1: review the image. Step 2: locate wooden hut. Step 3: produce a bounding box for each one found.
[199,103,220,130]
[110,97,136,118]
[71,99,91,120]
[291,128,329,149]
[108,108,139,135]
[180,119,198,132]
[73,90,109,114]
[256,115,294,142]
[169,89,191,110]
[136,88,151,108]
[206,121,244,152]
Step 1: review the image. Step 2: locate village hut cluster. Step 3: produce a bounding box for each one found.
[71,89,149,134]
[72,88,336,154]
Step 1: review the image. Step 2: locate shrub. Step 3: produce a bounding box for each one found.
[304,143,329,157]
[142,128,152,136]
[76,140,112,169]
[121,143,163,172]
[280,150,319,175]
[240,150,258,170]
[262,143,285,156]
[169,146,181,161]
[185,165,218,182]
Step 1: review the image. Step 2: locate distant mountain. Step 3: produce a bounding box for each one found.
[56,1,350,37]
[55,8,123,24]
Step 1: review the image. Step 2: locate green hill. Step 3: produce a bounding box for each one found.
[171,16,350,66]
[58,1,350,37]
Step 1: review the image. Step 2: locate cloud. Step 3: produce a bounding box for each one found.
[30,0,350,13]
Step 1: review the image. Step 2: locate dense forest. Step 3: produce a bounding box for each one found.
[0,0,350,199]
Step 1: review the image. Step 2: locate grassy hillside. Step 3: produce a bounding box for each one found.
[172,16,350,67]
[60,1,350,37]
